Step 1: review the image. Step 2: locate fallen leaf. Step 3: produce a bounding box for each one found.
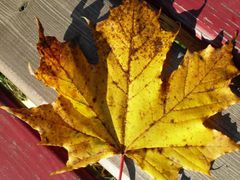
[1,0,240,179]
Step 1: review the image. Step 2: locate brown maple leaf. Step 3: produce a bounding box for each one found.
[1,0,240,179]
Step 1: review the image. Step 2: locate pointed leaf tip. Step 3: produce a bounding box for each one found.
[36,18,45,42]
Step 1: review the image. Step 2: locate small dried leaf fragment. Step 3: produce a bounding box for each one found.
[1,0,240,179]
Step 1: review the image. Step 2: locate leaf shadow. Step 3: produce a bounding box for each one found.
[232,37,240,70]
[179,169,191,180]
[161,29,228,86]
[202,30,224,48]
[160,42,186,83]
[125,156,136,180]
[230,75,240,97]
[204,113,240,143]
[64,0,121,64]
[230,39,240,95]
[203,111,240,172]
[148,0,207,37]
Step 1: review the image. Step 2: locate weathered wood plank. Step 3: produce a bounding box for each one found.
[0,85,94,180]
[154,0,240,50]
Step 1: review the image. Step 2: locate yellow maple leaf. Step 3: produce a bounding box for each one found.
[1,0,240,179]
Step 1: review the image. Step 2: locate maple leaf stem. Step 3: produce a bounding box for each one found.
[118,154,125,180]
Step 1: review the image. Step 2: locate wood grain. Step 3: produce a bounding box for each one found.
[154,0,240,50]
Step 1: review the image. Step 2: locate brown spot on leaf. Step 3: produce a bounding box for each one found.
[92,97,97,103]
[198,55,204,60]
[158,148,163,153]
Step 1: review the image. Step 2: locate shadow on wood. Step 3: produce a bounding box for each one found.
[64,0,121,64]
[204,113,240,143]
[148,0,207,36]
[179,169,191,180]
[125,156,136,180]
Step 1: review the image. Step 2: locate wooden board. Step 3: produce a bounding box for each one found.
[155,0,240,50]
[0,0,240,179]
[0,85,95,180]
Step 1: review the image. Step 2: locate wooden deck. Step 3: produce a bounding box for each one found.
[0,0,240,179]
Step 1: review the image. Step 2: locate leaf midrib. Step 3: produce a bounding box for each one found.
[121,1,136,147]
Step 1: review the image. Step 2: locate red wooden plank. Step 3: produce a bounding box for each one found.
[155,0,240,50]
[0,87,95,180]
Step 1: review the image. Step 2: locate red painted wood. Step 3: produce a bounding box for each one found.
[0,87,95,180]
[155,0,240,50]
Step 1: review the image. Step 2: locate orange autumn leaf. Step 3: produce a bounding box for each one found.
[1,0,240,179]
